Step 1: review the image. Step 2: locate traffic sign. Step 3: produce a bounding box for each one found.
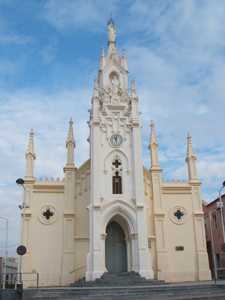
[17,245,27,256]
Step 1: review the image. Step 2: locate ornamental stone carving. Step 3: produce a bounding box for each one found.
[39,205,57,225]
[169,206,187,225]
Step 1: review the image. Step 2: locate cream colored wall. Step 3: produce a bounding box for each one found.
[74,160,90,280]
[22,182,64,287]
[162,186,196,282]
[144,167,210,283]
[144,168,157,278]
[22,160,91,287]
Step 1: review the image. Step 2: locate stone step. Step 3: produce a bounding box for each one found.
[23,284,225,300]
[72,271,164,287]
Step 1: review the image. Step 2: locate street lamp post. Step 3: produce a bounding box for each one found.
[0,216,8,289]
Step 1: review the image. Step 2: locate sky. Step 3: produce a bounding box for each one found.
[0,0,225,255]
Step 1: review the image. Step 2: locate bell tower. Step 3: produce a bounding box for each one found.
[86,20,153,281]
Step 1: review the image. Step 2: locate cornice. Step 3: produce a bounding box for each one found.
[162,183,192,194]
[193,211,204,217]
[63,165,76,172]
[33,182,64,193]
[154,211,166,217]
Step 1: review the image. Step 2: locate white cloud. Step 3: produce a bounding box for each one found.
[42,0,119,31]
[0,34,32,45]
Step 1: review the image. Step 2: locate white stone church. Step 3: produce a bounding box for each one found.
[20,21,211,287]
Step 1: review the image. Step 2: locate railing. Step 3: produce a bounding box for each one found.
[0,272,39,289]
[216,267,225,281]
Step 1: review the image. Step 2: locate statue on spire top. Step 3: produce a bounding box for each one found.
[107,18,116,44]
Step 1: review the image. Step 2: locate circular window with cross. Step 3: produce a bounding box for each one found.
[169,206,187,225]
[39,205,57,225]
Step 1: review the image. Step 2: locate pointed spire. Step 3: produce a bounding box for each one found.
[131,80,137,97]
[186,132,194,157]
[93,79,99,98]
[66,118,75,146]
[121,50,128,71]
[186,132,198,181]
[107,18,117,55]
[25,129,36,179]
[65,118,75,166]
[150,121,158,146]
[99,48,105,70]
[26,129,35,156]
[149,121,160,169]
[107,17,116,44]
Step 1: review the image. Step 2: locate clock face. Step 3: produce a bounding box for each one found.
[110,134,123,147]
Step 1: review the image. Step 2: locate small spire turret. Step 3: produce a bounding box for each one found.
[121,50,128,71]
[92,79,99,98]
[186,133,198,181]
[99,48,105,70]
[107,17,117,55]
[65,118,75,166]
[150,121,158,146]
[25,129,36,179]
[131,80,137,97]
[149,121,160,169]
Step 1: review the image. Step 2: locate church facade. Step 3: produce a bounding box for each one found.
[20,21,211,287]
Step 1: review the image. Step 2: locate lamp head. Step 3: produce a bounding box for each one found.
[16,178,25,185]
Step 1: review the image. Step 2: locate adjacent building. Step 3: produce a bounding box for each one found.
[19,21,211,287]
[0,257,18,287]
[204,194,225,278]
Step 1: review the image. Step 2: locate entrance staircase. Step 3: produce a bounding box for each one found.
[72,271,164,287]
[10,272,225,299]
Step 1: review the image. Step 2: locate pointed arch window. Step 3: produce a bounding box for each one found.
[112,159,122,194]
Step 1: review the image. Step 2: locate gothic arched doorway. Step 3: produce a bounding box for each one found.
[105,221,127,273]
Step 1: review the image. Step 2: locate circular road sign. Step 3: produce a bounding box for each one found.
[17,245,27,256]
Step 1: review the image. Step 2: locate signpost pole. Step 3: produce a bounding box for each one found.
[16,245,26,294]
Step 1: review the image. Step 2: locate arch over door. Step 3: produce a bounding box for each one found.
[105,221,127,273]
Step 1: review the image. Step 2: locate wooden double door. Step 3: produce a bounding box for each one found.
[105,221,127,273]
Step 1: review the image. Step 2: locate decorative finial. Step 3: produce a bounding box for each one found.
[107,13,115,26]
[25,128,36,178]
[107,17,116,44]
[65,118,75,167]
[26,128,35,156]
[131,80,137,97]
[149,121,160,168]
[186,132,198,180]
[150,120,158,145]
[187,132,194,157]
[66,118,75,146]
